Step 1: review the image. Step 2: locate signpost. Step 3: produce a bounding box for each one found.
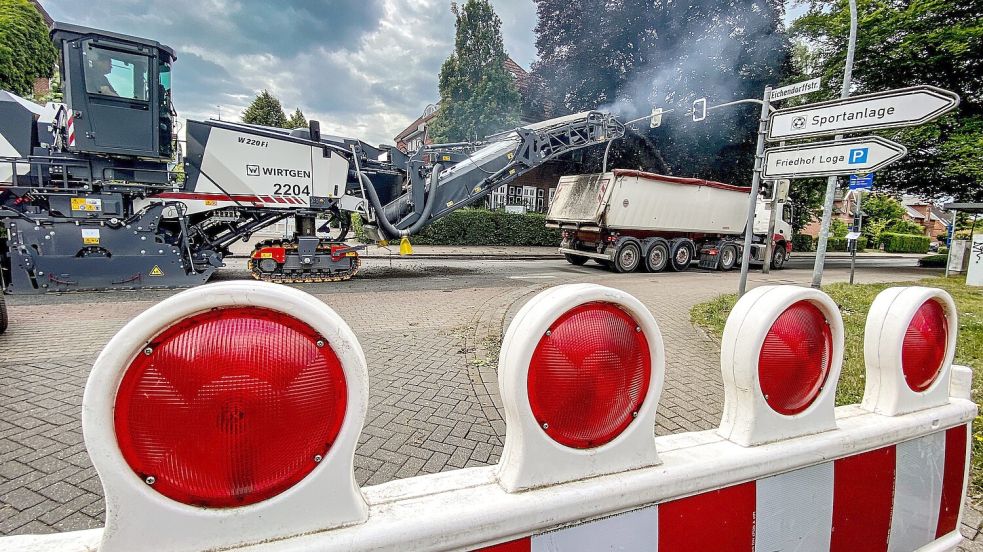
[768,77,822,102]
[767,85,960,141]
[849,173,874,190]
[763,136,907,179]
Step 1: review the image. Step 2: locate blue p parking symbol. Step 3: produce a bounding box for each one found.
[848,148,869,165]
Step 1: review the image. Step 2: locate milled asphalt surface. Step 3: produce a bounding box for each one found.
[5,253,976,546]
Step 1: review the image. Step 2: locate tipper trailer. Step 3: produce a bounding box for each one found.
[545,170,793,273]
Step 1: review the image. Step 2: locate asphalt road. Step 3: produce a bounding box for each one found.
[2,253,929,306]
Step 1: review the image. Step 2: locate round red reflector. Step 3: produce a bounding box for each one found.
[527,302,651,449]
[113,307,347,508]
[758,301,832,415]
[902,299,948,392]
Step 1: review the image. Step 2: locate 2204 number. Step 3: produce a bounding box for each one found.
[273,184,311,195]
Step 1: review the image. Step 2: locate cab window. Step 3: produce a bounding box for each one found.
[84,45,149,101]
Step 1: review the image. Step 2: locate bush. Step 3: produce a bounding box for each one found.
[792,233,814,252]
[826,236,868,252]
[413,209,561,246]
[885,219,925,236]
[352,208,561,246]
[918,254,948,268]
[880,232,930,253]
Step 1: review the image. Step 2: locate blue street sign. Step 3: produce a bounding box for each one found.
[849,173,875,190]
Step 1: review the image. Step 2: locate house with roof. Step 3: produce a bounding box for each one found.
[393,58,566,214]
[902,197,952,239]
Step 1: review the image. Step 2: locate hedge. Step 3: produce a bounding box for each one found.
[792,233,814,252]
[918,254,948,268]
[352,208,562,246]
[880,232,930,254]
[825,236,868,252]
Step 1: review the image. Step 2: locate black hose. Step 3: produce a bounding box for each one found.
[359,163,443,239]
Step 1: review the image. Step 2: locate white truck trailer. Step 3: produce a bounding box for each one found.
[545,170,793,273]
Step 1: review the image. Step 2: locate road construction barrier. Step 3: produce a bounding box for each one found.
[1,281,974,552]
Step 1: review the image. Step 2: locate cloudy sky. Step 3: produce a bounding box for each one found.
[39,0,805,146]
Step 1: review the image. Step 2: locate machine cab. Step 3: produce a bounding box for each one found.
[51,22,175,160]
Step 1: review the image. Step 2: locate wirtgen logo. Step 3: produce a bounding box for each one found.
[244,164,311,178]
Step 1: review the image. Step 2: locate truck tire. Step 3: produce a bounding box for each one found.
[644,239,670,272]
[564,253,589,265]
[771,246,787,270]
[0,294,7,335]
[719,244,738,271]
[614,241,642,273]
[669,238,694,272]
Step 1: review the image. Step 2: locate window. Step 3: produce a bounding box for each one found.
[548,187,556,207]
[84,45,150,101]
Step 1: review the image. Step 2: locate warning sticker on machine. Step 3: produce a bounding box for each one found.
[71,197,103,212]
[81,228,100,245]
[149,265,164,276]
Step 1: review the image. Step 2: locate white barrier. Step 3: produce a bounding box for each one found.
[1,282,975,552]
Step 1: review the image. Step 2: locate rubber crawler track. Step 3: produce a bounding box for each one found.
[246,239,360,283]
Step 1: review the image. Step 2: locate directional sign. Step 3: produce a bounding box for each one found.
[768,77,822,102]
[767,85,959,141]
[763,136,907,179]
[849,173,875,190]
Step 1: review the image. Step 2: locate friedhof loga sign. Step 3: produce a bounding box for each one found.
[763,136,907,179]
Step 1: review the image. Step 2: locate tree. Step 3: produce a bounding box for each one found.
[242,90,288,128]
[790,0,983,201]
[529,0,793,184]
[859,192,907,242]
[0,0,57,97]
[286,108,308,129]
[428,0,521,143]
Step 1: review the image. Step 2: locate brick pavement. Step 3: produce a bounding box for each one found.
[0,262,958,539]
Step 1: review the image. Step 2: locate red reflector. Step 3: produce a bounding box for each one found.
[527,302,651,449]
[114,307,347,508]
[902,299,948,392]
[758,301,832,415]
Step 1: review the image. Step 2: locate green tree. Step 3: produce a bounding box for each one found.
[0,0,57,97]
[286,108,308,129]
[429,0,521,143]
[790,0,983,201]
[859,192,907,242]
[529,0,793,184]
[241,90,288,128]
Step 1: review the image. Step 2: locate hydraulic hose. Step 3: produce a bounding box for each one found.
[359,163,443,239]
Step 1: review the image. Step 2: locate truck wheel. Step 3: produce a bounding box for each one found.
[645,241,670,272]
[719,244,738,271]
[771,246,787,270]
[564,253,589,265]
[669,239,694,272]
[614,242,642,273]
[0,294,7,335]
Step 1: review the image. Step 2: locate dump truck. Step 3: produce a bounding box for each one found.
[545,170,792,273]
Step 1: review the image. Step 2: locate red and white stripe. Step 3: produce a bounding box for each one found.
[478,425,968,552]
[66,111,76,147]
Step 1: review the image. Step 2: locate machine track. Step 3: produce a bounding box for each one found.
[247,239,361,284]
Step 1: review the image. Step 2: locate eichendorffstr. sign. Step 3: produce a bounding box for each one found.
[763,136,907,179]
[768,78,822,102]
[767,85,959,141]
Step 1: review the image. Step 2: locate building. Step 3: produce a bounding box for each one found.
[800,195,861,237]
[393,58,563,214]
[799,194,952,240]
[902,197,952,238]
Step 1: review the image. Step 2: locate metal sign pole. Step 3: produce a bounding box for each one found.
[849,191,863,284]
[738,87,772,297]
[812,0,858,289]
